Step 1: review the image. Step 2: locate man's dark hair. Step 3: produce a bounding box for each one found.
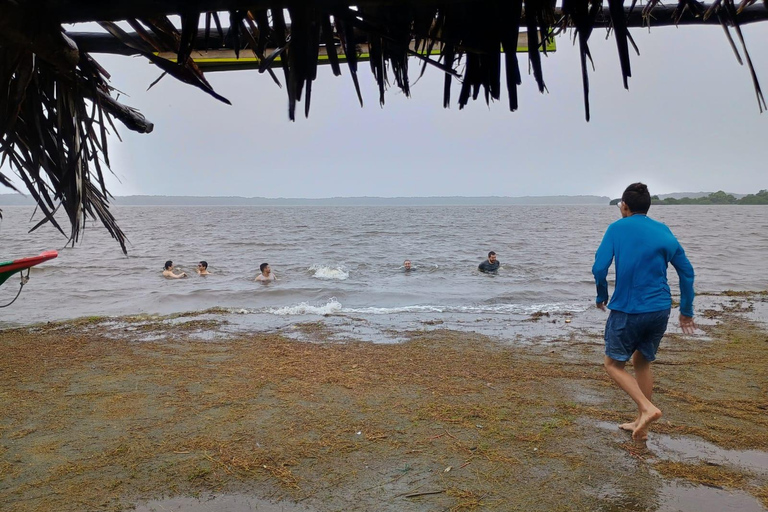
[488,251,496,258]
[164,260,173,270]
[260,262,269,272]
[199,261,208,269]
[622,182,652,214]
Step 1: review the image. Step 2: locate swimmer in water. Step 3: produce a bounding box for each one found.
[197,261,211,275]
[478,251,500,273]
[163,260,187,279]
[403,259,413,271]
[255,262,277,282]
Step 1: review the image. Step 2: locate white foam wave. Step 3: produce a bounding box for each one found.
[309,264,349,280]
[215,307,254,315]
[466,303,589,315]
[519,303,591,314]
[222,302,587,318]
[268,299,343,316]
[344,303,587,315]
[345,305,446,314]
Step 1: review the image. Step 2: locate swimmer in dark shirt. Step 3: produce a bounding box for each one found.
[478,251,500,272]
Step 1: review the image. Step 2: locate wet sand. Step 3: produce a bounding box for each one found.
[1,293,767,511]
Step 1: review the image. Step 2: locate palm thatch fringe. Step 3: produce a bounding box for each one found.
[0,47,147,253]
[1,0,767,251]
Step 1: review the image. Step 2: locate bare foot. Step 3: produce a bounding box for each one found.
[632,407,662,441]
[619,420,637,432]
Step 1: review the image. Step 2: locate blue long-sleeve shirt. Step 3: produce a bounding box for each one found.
[592,214,695,317]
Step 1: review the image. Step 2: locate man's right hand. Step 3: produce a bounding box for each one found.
[679,314,696,334]
[597,301,607,312]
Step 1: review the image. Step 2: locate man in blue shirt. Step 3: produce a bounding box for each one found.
[592,183,696,441]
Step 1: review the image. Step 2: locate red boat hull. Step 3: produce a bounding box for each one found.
[0,250,58,275]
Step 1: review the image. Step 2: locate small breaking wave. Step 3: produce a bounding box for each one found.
[192,301,588,318]
[226,308,252,315]
[345,305,446,314]
[344,302,587,315]
[268,299,343,316]
[309,264,349,280]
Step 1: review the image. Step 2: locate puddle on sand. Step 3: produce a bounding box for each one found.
[657,481,766,512]
[740,299,768,327]
[133,493,315,512]
[594,482,766,512]
[594,420,768,474]
[592,421,767,512]
[648,433,768,475]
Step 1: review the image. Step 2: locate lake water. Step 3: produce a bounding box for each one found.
[1,205,766,341]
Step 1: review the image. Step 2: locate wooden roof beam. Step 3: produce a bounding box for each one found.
[42,1,768,26]
[0,0,80,71]
[63,4,768,59]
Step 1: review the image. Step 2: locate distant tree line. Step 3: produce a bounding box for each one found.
[610,190,768,205]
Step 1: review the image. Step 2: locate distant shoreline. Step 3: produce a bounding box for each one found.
[0,194,611,207]
[4,191,764,207]
[609,190,768,206]
[4,192,765,207]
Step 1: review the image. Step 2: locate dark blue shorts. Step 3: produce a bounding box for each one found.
[604,309,671,362]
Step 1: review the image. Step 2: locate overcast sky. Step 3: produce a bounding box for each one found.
[6,22,768,198]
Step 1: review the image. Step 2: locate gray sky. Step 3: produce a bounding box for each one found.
[9,23,768,198]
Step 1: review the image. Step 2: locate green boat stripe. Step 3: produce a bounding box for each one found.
[0,271,16,287]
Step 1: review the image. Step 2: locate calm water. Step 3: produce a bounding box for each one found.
[1,205,766,340]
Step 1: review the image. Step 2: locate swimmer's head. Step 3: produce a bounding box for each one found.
[164,260,173,270]
[488,251,497,263]
[403,260,412,270]
[260,262,270,273]
[198,261,208,270]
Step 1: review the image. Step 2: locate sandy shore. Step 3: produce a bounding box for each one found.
[1,293,767,511]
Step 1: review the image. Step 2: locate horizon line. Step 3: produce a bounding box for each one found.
[111,193,611,199]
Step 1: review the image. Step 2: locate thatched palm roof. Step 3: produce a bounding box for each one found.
[1,0,767,252]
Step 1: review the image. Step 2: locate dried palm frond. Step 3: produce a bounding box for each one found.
[0,4,158,253]
[717,0,767,112]
[560,0,602,120]
[1,22,147,254]
[0,47,134,252]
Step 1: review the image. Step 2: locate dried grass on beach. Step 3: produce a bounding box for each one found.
[1,299,767,511]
